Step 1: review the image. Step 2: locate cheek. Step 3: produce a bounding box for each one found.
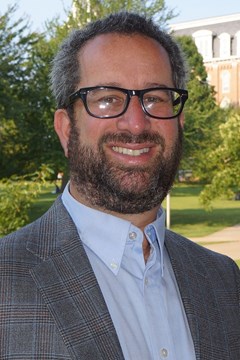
[77,114,117,147]
[154,120,179,140]
[154,120,180,156]
[75,123,103,153]
[74,110,99,146]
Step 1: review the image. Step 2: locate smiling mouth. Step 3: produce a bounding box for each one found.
[112,146,150,156]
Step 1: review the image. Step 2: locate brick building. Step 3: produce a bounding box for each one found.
[170,14,240,108]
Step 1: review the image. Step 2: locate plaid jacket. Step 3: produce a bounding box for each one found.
[0,197,239,359]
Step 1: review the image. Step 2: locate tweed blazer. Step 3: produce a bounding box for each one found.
[0,197,239,359]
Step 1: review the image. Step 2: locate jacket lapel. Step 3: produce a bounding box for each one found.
[165,230,231,360]
[27,198,124,360]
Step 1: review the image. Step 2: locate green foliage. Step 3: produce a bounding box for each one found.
[18,35,65,174]
[66,0,175,29]
[0,5,36,120]
[176,35,207,81]
[175,36,223,178]
[0,165,54,236]
[200,110,240,208]
[0,5,67,178]
[0,4,51,177]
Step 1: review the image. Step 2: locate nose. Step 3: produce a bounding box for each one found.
[116,96,151,135]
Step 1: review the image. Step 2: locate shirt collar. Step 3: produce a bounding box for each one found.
[62,183,166,275]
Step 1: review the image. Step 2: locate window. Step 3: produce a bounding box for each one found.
[221,70,230,94]
[219,33,231,58]
[236,31,240,56]
[192,30,213,60]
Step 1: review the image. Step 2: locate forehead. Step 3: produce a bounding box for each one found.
[78,33,173,88]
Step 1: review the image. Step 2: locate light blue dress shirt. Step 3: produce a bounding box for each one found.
[62,186,196,360]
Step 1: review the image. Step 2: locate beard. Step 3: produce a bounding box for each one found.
[68,122,183,214]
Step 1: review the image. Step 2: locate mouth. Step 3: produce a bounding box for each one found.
[112,146,150,157]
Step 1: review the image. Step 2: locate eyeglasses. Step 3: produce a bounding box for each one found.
[66,86,188,119]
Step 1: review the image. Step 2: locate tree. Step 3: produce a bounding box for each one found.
[175,35,223,180]
[199,110,240,208]
[15,34,65,175]
[0,4,43,177]
[0,4,67,179]
[66,0,175,29]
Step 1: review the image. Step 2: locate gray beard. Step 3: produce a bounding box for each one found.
[68,124,182,214]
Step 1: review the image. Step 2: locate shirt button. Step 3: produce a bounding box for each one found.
[129,231,137,240]
[110,261,118,270]
[160,348,168,358]
[144,277,149,286]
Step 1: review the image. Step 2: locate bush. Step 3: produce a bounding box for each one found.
[0,165,53,236]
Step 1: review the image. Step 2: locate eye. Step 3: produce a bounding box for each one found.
[144,90,171,106]
[144,95,163,104]
[98,95,123,105]
[97,97,124,112]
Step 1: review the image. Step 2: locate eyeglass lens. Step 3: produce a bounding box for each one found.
[87,88,127,118]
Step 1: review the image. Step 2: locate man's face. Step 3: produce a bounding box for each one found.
[56,33,184,214]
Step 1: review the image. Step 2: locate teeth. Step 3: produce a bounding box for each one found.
[112,146,149,156]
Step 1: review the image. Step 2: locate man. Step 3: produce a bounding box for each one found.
[0,11,239,360]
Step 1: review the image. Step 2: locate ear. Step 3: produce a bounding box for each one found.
[54,109,71,157]
[179,112,185,129]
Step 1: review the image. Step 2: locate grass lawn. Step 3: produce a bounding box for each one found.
[28,183,58,222]
[29,183,240,239]
[163,184,240,238]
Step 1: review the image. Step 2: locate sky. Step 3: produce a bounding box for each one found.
[1,0,240,31]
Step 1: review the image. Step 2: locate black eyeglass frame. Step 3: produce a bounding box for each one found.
[66,85,188,120]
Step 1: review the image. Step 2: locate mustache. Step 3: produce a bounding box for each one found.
[99,131,166,147]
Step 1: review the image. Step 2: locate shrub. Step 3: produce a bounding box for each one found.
[0,165,53,236]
